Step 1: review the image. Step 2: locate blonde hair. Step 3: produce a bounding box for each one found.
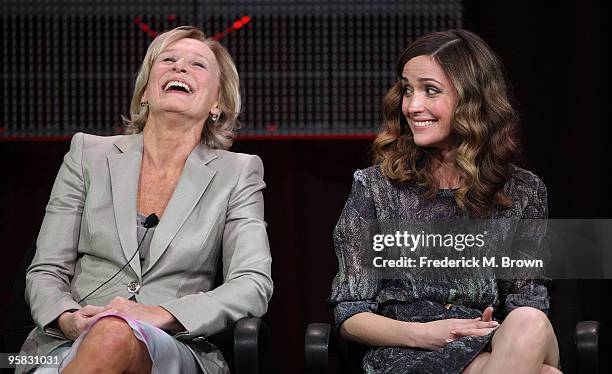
[373,30,520,217]
[124,26,241,149]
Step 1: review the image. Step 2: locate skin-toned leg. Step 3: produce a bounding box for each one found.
[465,356,561,374]
[61,316,152,374]
[462,307,560,374]
[540,365,563,374]
[462,352,490,374]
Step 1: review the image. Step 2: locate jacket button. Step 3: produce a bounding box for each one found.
[127,281,141,293]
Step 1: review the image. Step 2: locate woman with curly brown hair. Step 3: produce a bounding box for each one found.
[330,30,560,373]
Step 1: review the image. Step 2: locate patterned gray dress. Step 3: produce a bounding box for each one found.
[329,165,549,374]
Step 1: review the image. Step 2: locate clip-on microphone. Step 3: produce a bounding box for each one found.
[77,213,159,303]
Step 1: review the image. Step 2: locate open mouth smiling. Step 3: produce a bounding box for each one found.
[163,80,193,94]
[413,120,437,128]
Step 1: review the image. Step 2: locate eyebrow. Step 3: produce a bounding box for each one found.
[401,76,443,85]
[161,49,212,63]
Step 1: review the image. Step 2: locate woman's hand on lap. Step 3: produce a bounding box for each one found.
[106,296,183,332]
[417,316,498,350]
[450,306,498,339]
[57,305,109,340]
[481,306,494,322]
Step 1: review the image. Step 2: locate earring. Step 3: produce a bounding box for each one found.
[140,101,148,107]
[210,113,219,122]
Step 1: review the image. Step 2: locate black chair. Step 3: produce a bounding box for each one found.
[1,243,270,374]
[305,321,599,374]
[305,280,600,374]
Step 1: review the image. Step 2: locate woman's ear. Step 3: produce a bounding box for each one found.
[210,104,221,116]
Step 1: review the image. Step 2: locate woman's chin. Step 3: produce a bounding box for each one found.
[413,137,437,148]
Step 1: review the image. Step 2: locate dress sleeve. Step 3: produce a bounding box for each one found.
[329,169,383,329]
[496,175,550,320]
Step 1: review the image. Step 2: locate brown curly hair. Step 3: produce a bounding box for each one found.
[373,29,520,217]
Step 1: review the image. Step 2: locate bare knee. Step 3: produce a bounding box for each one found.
[540,364,562,374]
[89,316,135,341]
[505,306,549,326]
[81,316,138,357]
[504,307,554,344]
[82,317,152,374]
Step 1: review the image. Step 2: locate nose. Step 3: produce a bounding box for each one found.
[407,92,425,115]
[172,58,187,73]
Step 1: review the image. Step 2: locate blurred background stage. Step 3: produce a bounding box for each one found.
[0,0,607,372]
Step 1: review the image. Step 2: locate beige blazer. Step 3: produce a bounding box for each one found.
[18,132,273,373]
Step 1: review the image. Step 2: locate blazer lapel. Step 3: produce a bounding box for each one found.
[108,134,144,279]
[144,144,218,274]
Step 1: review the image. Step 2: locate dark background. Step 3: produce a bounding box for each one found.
[1,1,607,373]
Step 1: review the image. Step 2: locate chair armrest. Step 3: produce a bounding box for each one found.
[305,322,331,372]
[234,317,269,374]
[575,320,599,374]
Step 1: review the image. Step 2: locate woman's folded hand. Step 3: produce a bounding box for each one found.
[105,296,183,332]
[57,305,109,340]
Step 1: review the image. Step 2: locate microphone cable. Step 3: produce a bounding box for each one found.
[77,213,159,303]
